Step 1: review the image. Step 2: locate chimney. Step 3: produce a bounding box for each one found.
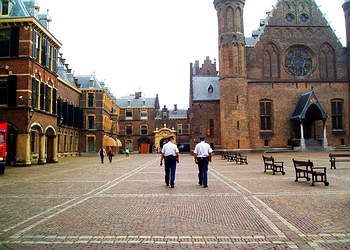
[135,92,142,99]
[174,104,178,111]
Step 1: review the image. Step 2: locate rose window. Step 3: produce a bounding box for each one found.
[284,47,313,76]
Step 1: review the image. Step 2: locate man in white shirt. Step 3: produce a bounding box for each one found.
[194,136,213,188]
[160,136,179,188]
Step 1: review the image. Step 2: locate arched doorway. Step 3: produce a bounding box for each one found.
[46,126,57,163]
[29,123,44,165]
[153,127,177,153]
[138,136,151,154]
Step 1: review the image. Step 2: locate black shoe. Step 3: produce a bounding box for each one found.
[203,185,208,188]
[198,182,202,185]
[166,184,169,186]
[171,185,174,188]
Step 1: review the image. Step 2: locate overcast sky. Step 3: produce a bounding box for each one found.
[39,0,346,110]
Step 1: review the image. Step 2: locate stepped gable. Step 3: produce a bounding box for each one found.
[246,0,346,81]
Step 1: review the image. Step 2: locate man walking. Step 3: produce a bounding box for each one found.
[194,136,213,188]
[160,136,179,188]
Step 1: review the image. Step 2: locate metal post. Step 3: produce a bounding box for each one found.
[300,120,306,151]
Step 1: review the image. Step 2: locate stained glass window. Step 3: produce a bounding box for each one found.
[286,13,295,22]
[284,47,313,76]
[300,13,309,23]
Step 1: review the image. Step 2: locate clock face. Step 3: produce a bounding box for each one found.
[284,47,313,76]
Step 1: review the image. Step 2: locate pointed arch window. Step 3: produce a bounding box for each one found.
[264,44,280,78]
[226,7,234,32]
[319,43,336,80]
[235,8,242,33]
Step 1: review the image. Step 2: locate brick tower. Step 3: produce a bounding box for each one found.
[343,0,350,82]
[213,0,250,149]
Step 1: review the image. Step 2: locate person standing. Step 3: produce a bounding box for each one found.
[160,136,179,188]
[107,147,114,163]
[125,148,129,157]
[99,147,106,164]
[194,136,213,188]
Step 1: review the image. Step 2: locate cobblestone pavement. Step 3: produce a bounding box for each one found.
[0,152,349,249]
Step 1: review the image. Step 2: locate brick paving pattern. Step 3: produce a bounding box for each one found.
[0,152,349,249]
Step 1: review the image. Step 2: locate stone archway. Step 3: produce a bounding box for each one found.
[29,123,44,165]
[45,126,58,163]
[154,127,176,153]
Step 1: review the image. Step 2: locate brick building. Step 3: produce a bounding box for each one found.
[201,0,350,151]
[116,92,190,153]
[0,0,120,166]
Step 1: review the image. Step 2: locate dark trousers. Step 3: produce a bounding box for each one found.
[108,155,112,163]
[197,157,209,186]
[100,155,104,164]
[164,156,177,187]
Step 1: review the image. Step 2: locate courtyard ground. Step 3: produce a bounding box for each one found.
[0,152,349,249]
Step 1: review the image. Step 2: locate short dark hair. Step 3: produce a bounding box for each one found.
[199,136,206,141]
[168,136,175,140]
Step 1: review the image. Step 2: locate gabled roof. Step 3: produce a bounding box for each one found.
[192,75,220,102]
[291,91,327,120]
[6,0,31,18]
[75,75,102,89]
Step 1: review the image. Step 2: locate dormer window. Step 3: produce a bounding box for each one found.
[127,100,131,107]
[1,0,9,16]
[208,85,213,94]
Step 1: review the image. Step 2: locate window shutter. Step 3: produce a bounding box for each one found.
[8,75,17,106]
[10,27,19,57]
[52,88,57,114]
[62,101,68,125]
[57,98,62,124]
[31,78,38,108]
[68,104,73,126]
[79,108,83,129]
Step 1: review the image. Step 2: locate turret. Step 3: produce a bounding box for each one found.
[213,0,250,149]
[343,0,350,81]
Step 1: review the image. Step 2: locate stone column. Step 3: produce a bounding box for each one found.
[38,133,46,165]
[300,120,306,151]
[322,120,328,149]
[16,133,31,166]
[51,136,58,163]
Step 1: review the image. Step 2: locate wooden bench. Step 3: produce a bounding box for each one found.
[236,153,248,164]
[329,153,350,169]
[292,159,329,186]
[262,155,285,175]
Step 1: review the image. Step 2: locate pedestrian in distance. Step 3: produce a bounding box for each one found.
[125,148,129,157]
[160,136,179,188]
[99,147,106,164]
[107,147,114,163]
[194,136,213,188]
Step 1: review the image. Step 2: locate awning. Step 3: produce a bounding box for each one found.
[116,139,122,147]
[103,136,117,147]
[291,90,328,120]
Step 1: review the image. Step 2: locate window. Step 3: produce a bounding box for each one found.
[0,27,18,57]
[162,112,167,119]
[141,110,147,120]
[126,110,132,120]
[88,93,94,107]
[64,135,67,152]
[210,119,214,136]
[41,37,47,66]
[40,82,45,110]
[32,30,40,62]
[0,131,5,142]
[45,85,51,112]
[88,116,94,129]
[32,78,38,108]
[52,48,58,72]
[1,0,9,15]
[332,100,343,130]
[284,46,313,76]
[0,29,10,57]
[141,125,147,135]
[0,78,8,105]
[178,124,182,135]
[126,125,132,136]
[57,135,60,153]
[260,101,272,130]
[46,42,51,69]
